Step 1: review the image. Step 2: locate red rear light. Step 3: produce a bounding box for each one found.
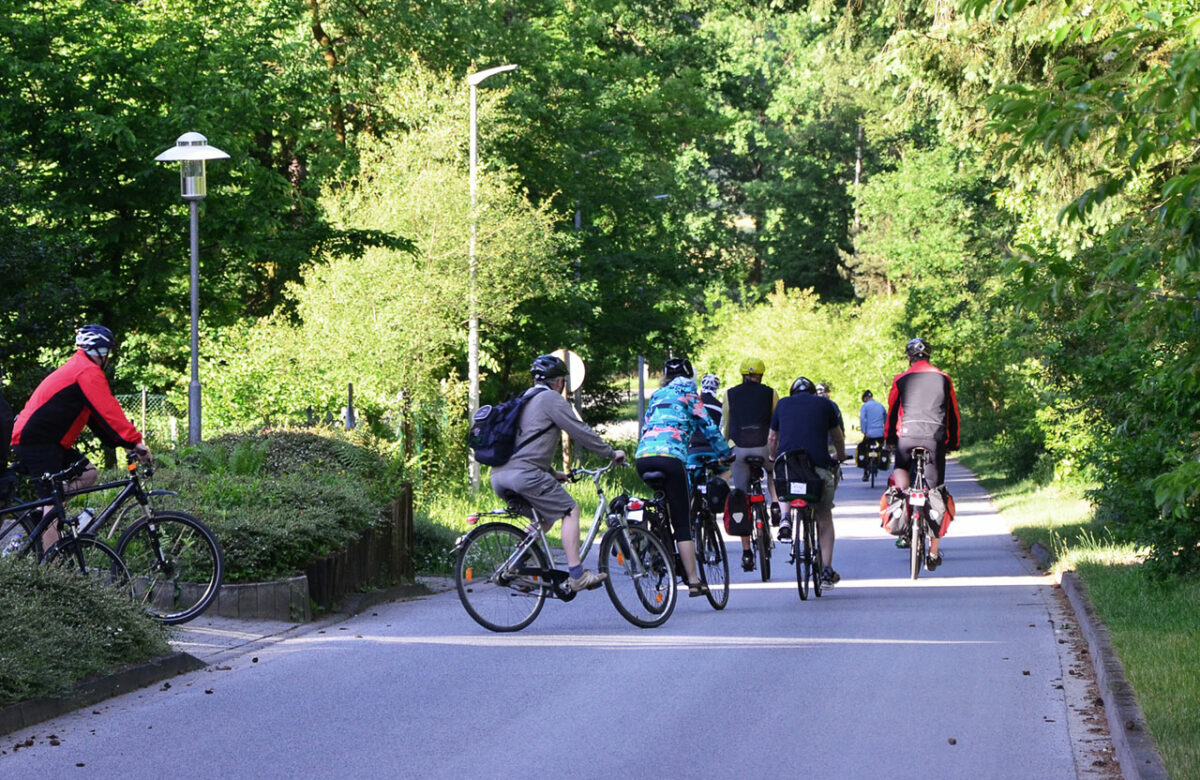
[790,499,807,508]
[628,499,643,510]
[748,494,765,503]
[466,514,479,525]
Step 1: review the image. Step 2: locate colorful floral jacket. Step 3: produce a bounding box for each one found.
[635,377,731,463]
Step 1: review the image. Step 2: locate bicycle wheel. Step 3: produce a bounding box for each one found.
[810,513,824,597]
[44,536,132,593]
[869,462,877,489]
[456,522,549,632]
[796,509,810,601]
[698,515,729,610]
[600,525,677,628]
[754,504,771,582]
[909,512,925,580]
[116,511,224,625]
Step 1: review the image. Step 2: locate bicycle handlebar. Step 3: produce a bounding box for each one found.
[568,461,623,481]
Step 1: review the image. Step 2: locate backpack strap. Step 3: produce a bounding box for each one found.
[512,386,555,455]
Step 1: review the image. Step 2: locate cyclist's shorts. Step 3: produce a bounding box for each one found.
[11,444,87,497]
[489,465,575,522]
[812,466,838,512]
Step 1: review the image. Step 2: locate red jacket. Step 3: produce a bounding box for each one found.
[11,351,143,451]
[884,360,960,449]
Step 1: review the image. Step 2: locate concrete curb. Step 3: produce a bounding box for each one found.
[1029,542,1169,780]
[0,652,204,738]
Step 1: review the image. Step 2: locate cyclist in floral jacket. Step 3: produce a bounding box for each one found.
[635,358,731,597]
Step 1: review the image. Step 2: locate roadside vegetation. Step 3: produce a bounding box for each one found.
[958,447,1200,780]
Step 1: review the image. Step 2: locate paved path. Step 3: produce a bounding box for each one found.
[0,459,1116,778]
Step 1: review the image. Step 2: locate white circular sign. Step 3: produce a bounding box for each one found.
[552,348,586,393]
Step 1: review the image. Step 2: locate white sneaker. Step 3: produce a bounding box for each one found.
[568,569,607,591]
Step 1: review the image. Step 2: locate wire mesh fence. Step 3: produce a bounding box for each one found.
[115,392,184,447]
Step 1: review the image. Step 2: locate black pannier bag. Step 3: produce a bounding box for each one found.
[723,487,752,536]
[773,450,823,501]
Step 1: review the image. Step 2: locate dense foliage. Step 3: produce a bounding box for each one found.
[2,0,1197,574]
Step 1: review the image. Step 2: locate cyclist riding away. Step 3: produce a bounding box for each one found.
[884,338,961,569]
[636,358,731,597]
[687,373,724,462]
[815,382,845,460]
[723,357,779,572]
[10,325,151,549]
[489,355,626,593]
[768,376,845,588]
[857,390,887,481]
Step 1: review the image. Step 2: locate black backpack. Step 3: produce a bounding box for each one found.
[468,386,552,467]
[773,450,824,501]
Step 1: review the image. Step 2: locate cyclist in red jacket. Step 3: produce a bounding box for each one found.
[885,337,960,569]
[10,325,150,547]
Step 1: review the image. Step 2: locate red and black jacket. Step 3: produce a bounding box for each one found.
[11,351,143,451]
[884,360,960,449]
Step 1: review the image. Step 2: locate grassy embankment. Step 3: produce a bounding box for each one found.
[957,446,1200,780]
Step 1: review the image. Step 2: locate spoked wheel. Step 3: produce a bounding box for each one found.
[810,515,824,597]
[755,505,771,582]
[600,525,677,628]
[795,509,810,601]
[456,522,549,632]
[909,513,925,580]
[869,463,877,489]
[44,536,132,594]
[116,511,224,625]
[698,515,729,610]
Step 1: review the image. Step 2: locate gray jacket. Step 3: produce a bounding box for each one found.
[496,385,614,473]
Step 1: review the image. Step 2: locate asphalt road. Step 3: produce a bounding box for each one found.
[0,458,1116,779]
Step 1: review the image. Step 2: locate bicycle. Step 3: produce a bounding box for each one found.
[903,447,934,580]
[0,460,131,592]
[3,455,224,624]
[864,438,884,488]
[775,455,823,601]
[455,463,677,632]
[742,455,773,582]
[684,455,730,609]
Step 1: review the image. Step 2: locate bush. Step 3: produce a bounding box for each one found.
[0,558,170,707]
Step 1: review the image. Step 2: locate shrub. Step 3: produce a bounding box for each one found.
[0,559,170,707]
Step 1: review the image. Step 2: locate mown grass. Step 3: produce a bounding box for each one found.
[957,446,1199,780]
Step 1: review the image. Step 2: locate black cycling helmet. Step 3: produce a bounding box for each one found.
[76,325,115,358]
[790,376,816,395]
[663,357,694,381]
[530,354,568,382]
[905,337,931,361]
[861,390,874,402]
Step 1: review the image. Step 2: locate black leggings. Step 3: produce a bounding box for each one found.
[636,456,691,542]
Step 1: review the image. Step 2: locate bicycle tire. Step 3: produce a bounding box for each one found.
[699,514,729,610]
[600,524,677,628]
[116,511,224,625]
[909,512,924,580]
[810,512,824,597]
[43,536,132,594]
[456,522,549,632]
[796,508,810,601]
[869,463,877,489]
[754,504,771,582]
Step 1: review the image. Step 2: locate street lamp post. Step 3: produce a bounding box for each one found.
[467,63,518,491]
[155,132,229,444]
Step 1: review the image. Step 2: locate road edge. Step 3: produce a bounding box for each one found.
[1030,542,1169,780]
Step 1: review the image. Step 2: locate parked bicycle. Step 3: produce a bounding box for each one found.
[3,455,223,624]
[455,463,677,631]
[742,455,774,581]
[0,460,130,592]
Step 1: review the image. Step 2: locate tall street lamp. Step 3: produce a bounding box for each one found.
[155,132,229,444]
[467,63,518,491]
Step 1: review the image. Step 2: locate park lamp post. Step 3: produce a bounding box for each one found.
[154,132,229,444]
[467,63,518,491]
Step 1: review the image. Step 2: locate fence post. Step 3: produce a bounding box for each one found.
[140,388,148,433]
[344,382,356,430]
[637,354,646,440]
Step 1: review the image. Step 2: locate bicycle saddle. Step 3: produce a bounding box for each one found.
[500,491,534,517]
[639,471,668,489]
[744,455,766,469]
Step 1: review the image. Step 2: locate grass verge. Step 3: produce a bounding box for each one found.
[957,446,1199,780]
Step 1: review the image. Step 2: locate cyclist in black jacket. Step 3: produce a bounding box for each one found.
[885,338,961,569]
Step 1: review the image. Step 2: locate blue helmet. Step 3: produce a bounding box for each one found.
[76,325,115,358]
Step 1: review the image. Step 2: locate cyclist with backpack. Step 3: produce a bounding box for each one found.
[856,390,887,480]
[768,376,846,588]
[636,358,731,598]
[487,355,626,593]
